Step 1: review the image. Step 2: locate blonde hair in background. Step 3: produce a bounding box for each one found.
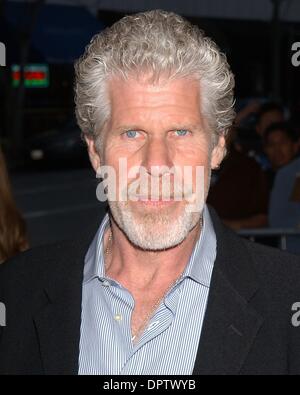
[0,148,28,263]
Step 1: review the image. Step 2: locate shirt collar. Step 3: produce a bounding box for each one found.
[83,212,110,283]
[182,204,216,287]
[83,204,216,288]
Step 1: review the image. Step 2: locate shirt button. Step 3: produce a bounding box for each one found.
[114,314,122,321]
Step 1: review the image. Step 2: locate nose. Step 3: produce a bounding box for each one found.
[141,136,174,176]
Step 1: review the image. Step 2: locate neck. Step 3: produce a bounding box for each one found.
[104,216,202,291]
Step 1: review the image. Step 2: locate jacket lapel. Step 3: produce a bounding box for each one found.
[33,272,83,375]
[192,269,263,375]
[33,219,101,375]
[33,210,107,375]
[193,207,263,375]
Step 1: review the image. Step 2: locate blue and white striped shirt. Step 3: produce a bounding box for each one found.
[78,204,216,375]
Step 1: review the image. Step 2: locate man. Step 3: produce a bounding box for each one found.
[256,103,285,139]
[234,101,284,162]
[249,102,285,171]
[264,122,299,191]
[1,10,300,375]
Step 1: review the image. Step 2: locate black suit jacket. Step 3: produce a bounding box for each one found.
[1,206,300,375]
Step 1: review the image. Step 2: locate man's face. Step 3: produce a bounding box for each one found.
[265,130,299,170]
[256,110,284,137]
[86,75,225,250]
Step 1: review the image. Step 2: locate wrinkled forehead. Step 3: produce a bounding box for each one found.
[107,74,203,125]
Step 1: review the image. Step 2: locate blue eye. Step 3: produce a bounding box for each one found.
[175,129,189,137]
[125,130,139,138]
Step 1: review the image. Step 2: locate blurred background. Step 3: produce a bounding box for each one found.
[0,0,300,261]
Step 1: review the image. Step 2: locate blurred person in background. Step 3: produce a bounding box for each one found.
[235,101,285,170]
[255,102,285,141]
[0,148,28,264]
[207,126,269,230]
[263,122,300,191]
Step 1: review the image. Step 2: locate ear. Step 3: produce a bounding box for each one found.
[84,136,101,173]
[210,133,227,170]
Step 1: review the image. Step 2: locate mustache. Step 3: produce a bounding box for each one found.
[122,177,195,200]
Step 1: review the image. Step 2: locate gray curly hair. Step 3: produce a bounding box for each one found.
[74,9,235,147]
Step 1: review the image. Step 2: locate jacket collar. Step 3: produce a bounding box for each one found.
[192,206,263,375]
[33,221,99,375]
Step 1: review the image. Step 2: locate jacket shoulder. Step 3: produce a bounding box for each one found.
[244,238,300,271]
[0,238,85,296]
[241,237,300,295]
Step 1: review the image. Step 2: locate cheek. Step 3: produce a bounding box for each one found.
[104,140,133,169]
[280,145,291,157]
[176,137,211,164]
[175,141,212,185]
[287,144,296,155]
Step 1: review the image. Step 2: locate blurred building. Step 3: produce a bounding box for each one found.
[0,1,106,152]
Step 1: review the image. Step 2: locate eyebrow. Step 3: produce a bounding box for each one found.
[168,124,202,131]
[113,125,144,133]
[113,123,202,132]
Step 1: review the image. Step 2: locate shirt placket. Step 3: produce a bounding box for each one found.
[120,283,183,374]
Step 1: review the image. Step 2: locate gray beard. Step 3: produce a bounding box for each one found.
[108,200,203,251]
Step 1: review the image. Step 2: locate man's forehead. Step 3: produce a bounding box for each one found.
[109,74,199,96]
[108,75,201,115]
